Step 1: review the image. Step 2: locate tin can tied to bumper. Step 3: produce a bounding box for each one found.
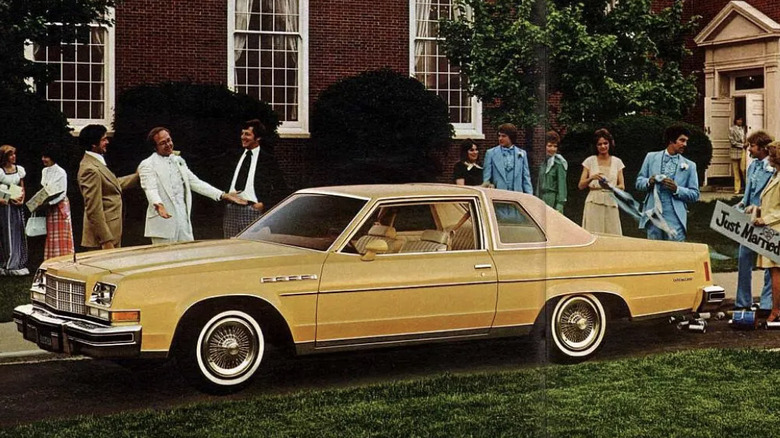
[677,318,708,333]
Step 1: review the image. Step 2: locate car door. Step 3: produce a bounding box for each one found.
[315,198,498,349]
[487,199,548,330]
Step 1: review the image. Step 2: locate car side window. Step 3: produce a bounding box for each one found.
[492,201,545,244]
[342,200,481,254]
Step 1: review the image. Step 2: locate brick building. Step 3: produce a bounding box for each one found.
[31,1,774,188]
[31,0,495,188]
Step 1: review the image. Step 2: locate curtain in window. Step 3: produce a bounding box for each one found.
[414,0,433,87]
[235,0,254,62]
[275,0,299,120]
[91,27,105,101]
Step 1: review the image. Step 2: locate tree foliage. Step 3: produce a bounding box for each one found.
[439,0,699,130]
[0,0,115,92]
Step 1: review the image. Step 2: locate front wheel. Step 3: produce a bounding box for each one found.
[548,294,606,363]
[177,309,265,393]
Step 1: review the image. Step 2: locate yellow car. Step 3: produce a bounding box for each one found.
[14,184,724,392]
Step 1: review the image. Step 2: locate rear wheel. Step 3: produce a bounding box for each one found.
[548,294,606,363]
[177,309,265,393]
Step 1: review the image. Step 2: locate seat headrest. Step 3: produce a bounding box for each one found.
[421,229,449,245]
[368,224,397,238]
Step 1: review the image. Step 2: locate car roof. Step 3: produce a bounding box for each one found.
[299,184,594,247]
[301,183,485,199]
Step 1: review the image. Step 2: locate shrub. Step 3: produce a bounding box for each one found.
[310,69,454,184]
[110,82,281,242]
[0,88,76,195]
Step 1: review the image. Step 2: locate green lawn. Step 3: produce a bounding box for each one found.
[2,348,779,437]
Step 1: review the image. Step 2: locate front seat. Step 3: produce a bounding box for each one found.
[400,229,450,253]
[354,224,405,254]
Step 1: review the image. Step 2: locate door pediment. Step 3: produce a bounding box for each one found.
[695,1,780,47]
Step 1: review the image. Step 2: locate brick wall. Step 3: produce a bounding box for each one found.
[109,1,564,189]
[115,0,227,91]
[309,1,409,98]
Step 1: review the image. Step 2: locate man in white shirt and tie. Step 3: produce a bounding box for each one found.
[138,127,246,244]
[223,119,287,238]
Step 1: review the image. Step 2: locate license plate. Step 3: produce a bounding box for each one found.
[38,332,53,347]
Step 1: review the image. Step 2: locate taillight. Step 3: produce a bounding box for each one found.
[704,261,710,282]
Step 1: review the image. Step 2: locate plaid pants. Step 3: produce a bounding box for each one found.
[45,198,75,260]
[223,203,262,238]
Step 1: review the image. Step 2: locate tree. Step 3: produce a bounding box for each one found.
[0,0,115,92]
[439,0,699,131]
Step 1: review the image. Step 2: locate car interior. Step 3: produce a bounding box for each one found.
[345,201,479,255]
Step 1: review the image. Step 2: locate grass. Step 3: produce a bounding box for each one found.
[2,348,780,436]
[0,276,33,323]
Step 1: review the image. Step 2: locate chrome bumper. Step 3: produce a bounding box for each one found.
[703,285,726,304]
[12,304,141,358]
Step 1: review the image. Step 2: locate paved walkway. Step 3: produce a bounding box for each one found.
[0,270,762,361]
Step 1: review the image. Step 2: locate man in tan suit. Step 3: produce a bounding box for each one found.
[77,124,139,249]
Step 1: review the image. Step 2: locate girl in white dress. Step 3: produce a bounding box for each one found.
[0,145,28,275]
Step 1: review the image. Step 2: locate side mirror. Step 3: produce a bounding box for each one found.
[360,240,388,261]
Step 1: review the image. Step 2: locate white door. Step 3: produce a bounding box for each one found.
[704,97,733,181]
[745,93,765,169]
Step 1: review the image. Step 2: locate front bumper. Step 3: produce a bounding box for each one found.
[13,304,141,358]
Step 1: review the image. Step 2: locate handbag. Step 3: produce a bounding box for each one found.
[25,213,47,237]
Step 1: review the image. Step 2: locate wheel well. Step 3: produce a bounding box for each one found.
[532,292,630,335]
[171,296,295,355]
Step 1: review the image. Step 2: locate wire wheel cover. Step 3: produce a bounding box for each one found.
[555,297,601,351]
[200,317,259,379]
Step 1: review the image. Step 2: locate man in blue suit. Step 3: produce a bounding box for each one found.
[483,123,533,194]
[636,125,700,241]
[735,130,775,310]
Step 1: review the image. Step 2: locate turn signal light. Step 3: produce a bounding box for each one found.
[110,311,140,323]
[704,261,710,282]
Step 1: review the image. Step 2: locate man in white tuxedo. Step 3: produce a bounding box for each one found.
[138,127,246,244]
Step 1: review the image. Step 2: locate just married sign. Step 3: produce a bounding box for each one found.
[710,200,780,263]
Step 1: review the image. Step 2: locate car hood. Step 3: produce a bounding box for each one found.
[68,239,314,274]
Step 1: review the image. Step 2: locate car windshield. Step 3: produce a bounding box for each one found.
[238,193,367,251]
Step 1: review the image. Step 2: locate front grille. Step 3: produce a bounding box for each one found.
[44,275,87,315]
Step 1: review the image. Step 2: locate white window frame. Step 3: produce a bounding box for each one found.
[24,9,116,133]
[409,0,483,139]
[227,0,309,138]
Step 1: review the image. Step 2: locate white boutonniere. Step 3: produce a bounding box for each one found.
[680,162,689,171]
[765,162,775,173]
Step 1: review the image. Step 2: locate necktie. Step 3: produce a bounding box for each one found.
[235,150,253,192]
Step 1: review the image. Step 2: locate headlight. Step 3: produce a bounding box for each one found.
[30,268,47,303]
[32,268,46,288]
[90,282,116,307]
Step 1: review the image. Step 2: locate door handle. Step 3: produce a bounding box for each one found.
[474,264,492,270]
